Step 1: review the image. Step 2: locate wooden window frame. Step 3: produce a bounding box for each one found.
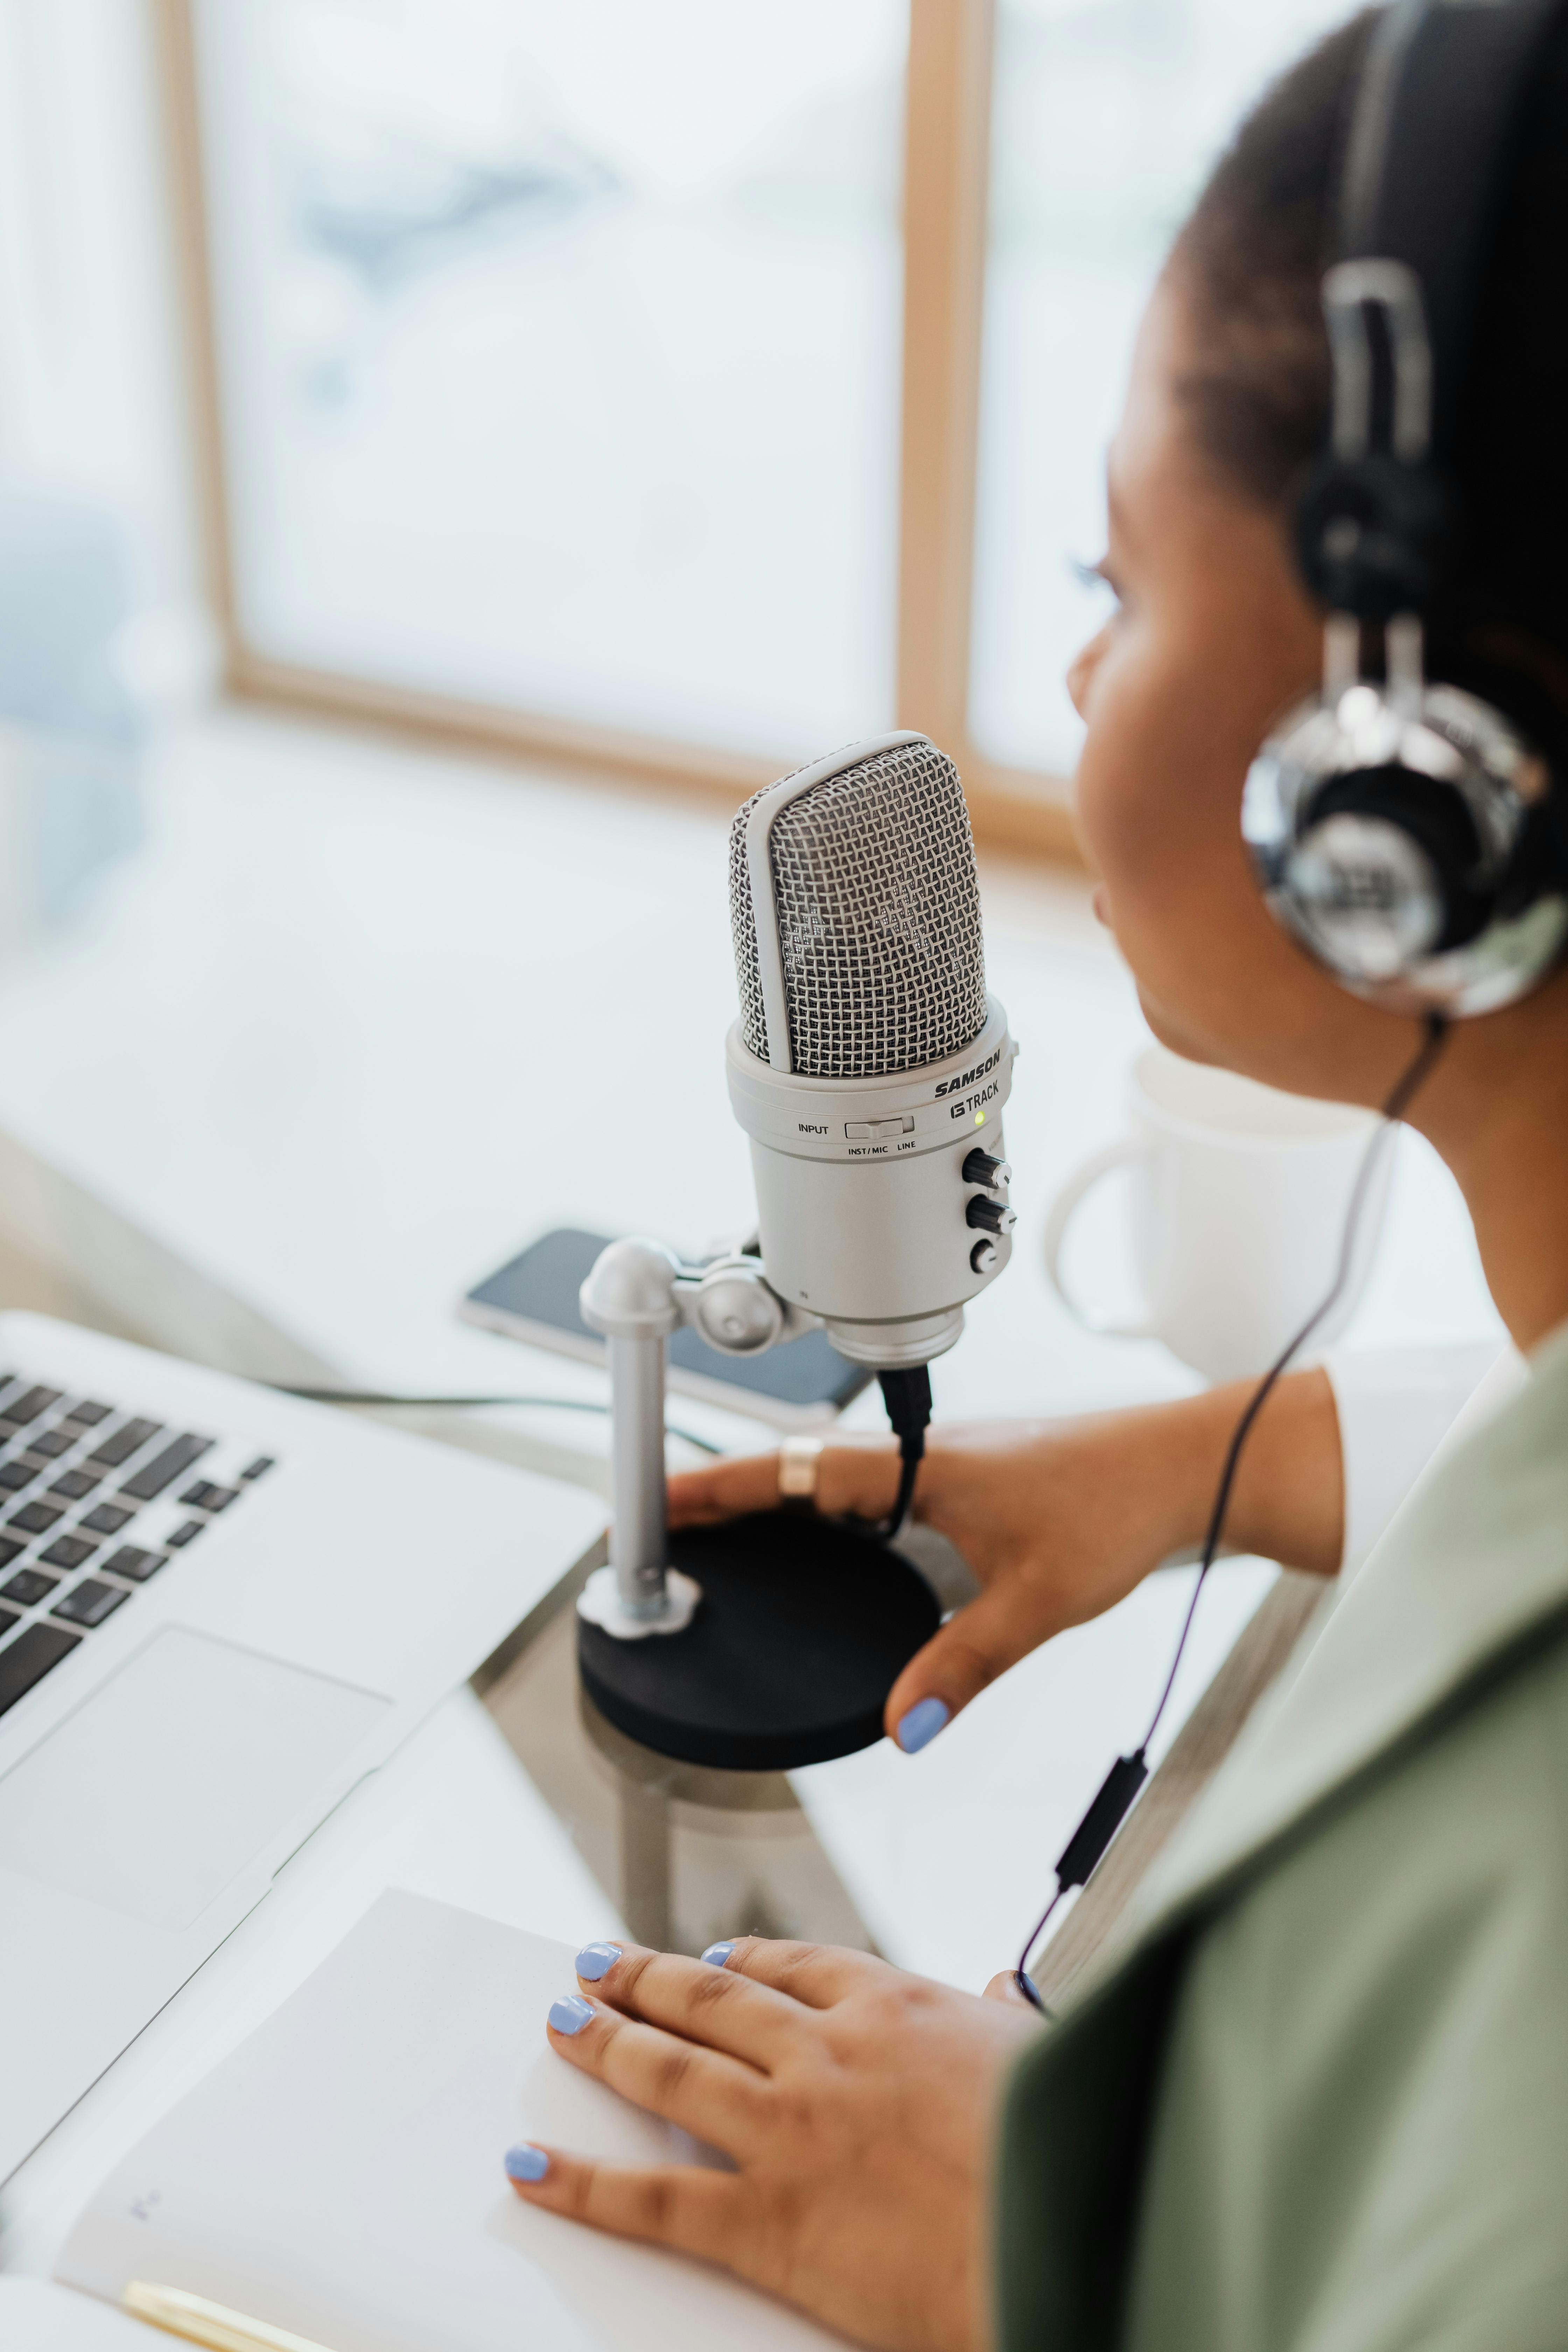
[154,0,1080,861]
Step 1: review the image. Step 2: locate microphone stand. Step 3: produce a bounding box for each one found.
[573,1237,941,1771]
[576,1239,698,1633]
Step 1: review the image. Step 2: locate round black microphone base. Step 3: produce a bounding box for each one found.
[576,1513,941,1772]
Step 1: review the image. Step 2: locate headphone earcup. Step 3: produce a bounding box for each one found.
[1296,762,1491,950]
[1243,682,1568,1015]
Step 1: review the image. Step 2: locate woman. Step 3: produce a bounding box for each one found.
[503,8,1568,2345]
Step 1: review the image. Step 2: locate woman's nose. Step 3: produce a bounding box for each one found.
[1065,637,1099,720]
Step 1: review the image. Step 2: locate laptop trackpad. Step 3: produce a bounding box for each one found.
[0,1628,391,1932]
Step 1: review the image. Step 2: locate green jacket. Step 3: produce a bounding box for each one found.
[997,1327,1568,2351]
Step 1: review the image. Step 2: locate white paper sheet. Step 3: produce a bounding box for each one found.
[55,1890,844,2352]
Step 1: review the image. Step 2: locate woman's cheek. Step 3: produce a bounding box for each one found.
[1073,655,1205,915]
[1072,663,1267,1040]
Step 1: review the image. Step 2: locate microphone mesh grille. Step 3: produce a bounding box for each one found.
[729,737,987,1078]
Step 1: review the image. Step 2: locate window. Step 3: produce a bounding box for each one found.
[188,0,905,764]
[970,0,1358,779]
[168,0,1360,847]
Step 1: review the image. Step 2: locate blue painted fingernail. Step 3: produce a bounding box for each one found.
[701,1940,735,1968]
[548,1994,595,2036]
[575,1941,621,1981]
[504,2143,550,2182]
[896,1696,950,1754]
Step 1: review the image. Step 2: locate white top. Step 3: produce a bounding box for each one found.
[1324,1340,1523,1578]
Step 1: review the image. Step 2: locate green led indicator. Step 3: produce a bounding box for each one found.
[974,1110,985,1125]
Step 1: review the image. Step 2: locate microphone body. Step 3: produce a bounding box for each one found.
[727,731,1017,1368]
[726,999,1014,1365]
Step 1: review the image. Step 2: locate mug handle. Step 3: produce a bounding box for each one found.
[1041,1136,1158,1339]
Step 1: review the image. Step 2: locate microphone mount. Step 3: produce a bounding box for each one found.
[572,1234,943,1772]
[576,1238,810,1639]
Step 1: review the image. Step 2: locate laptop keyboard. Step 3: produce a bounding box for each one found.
[0,1377,276,1722]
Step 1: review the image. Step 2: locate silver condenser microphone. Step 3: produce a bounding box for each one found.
[726,730,1017,1370]
[574,733,1017,1773]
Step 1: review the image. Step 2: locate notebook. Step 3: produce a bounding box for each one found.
[0,2278,151,2348]
[54,1890,845,2352]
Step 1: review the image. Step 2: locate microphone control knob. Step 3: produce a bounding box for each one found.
[962,1148,1012,1191]
[693,1263,785,1354]
[966,1193,1017,1237]
[970,1237,999,1274]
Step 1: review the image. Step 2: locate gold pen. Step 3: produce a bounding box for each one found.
[122,2280,341,2352]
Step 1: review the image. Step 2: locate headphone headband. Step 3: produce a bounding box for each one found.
[1337,0,1565,474]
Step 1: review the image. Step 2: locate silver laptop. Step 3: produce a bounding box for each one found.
[0,1311,604,2184]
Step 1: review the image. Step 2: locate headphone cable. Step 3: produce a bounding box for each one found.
[1011,1014,1450,2010]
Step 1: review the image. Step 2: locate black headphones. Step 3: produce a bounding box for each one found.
[1244,0,1568,1017]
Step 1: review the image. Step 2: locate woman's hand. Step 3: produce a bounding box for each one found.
[668,1370,1343,1754]
[505,1935,1040,2352]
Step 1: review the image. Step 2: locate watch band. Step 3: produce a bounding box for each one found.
[777,1434,825,1511]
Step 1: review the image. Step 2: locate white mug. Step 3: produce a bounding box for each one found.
[1043,1045,1393,1382]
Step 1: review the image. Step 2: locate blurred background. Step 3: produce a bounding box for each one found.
[0,0,1358,922]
